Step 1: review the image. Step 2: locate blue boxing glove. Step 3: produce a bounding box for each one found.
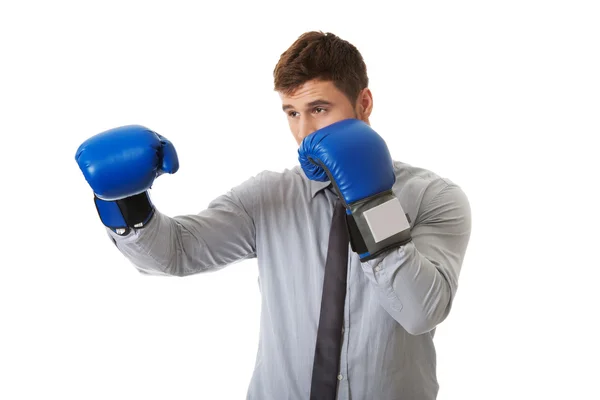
[75,125,179,235]
[299,118,411,261]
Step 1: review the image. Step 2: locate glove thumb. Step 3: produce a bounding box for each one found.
[157,134,179,175]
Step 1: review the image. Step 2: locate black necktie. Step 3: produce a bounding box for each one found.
[310,198,349,400]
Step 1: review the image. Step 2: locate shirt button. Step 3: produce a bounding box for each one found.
[374,266,382,272]
[341,327,345,334]
[338,374,343,381]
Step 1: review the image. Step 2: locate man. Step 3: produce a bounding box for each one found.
[75,31,471,400]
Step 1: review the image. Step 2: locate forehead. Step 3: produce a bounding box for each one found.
[279,79,344,104]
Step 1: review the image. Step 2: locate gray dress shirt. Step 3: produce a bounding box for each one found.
[106,161,472,400]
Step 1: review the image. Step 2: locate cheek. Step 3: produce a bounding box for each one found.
[332,105,355,119]
[286,117,295,130]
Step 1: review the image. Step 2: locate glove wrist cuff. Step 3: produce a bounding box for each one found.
[346,191,412,261]
[94,191,155,235]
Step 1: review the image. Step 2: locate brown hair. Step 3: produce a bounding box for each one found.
[273,31,369,105]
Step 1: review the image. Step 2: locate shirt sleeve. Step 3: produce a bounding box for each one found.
[360,181,472,335]
[105,174,260,277]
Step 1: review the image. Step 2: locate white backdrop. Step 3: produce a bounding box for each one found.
[1,1,598,399]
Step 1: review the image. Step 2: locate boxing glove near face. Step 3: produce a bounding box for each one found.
[298,118,411,261]
[75,125,179,234]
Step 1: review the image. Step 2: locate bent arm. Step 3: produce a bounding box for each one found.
[361,182,472,335]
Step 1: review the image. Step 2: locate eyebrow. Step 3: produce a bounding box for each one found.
[282,99,333,112]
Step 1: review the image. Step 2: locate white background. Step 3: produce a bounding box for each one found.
[1,1,598,399]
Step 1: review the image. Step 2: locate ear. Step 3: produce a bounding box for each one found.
[356,88,373,122]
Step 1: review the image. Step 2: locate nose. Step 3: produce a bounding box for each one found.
[297,118,316,142]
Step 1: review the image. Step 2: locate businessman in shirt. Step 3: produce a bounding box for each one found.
[75,31,472,400]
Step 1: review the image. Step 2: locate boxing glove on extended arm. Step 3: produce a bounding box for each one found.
[298,118,411,262]
[75,125,179,235]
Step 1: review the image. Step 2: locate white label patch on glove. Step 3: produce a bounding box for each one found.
[363,198,410,243]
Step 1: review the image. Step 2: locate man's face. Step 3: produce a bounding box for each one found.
[279,79,372,145]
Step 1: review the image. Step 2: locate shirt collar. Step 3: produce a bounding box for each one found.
[294,166,331,198]
[310,180,331,198]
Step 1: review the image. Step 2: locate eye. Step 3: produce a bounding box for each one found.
[288,111,299,118]
[313,107,326,114]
